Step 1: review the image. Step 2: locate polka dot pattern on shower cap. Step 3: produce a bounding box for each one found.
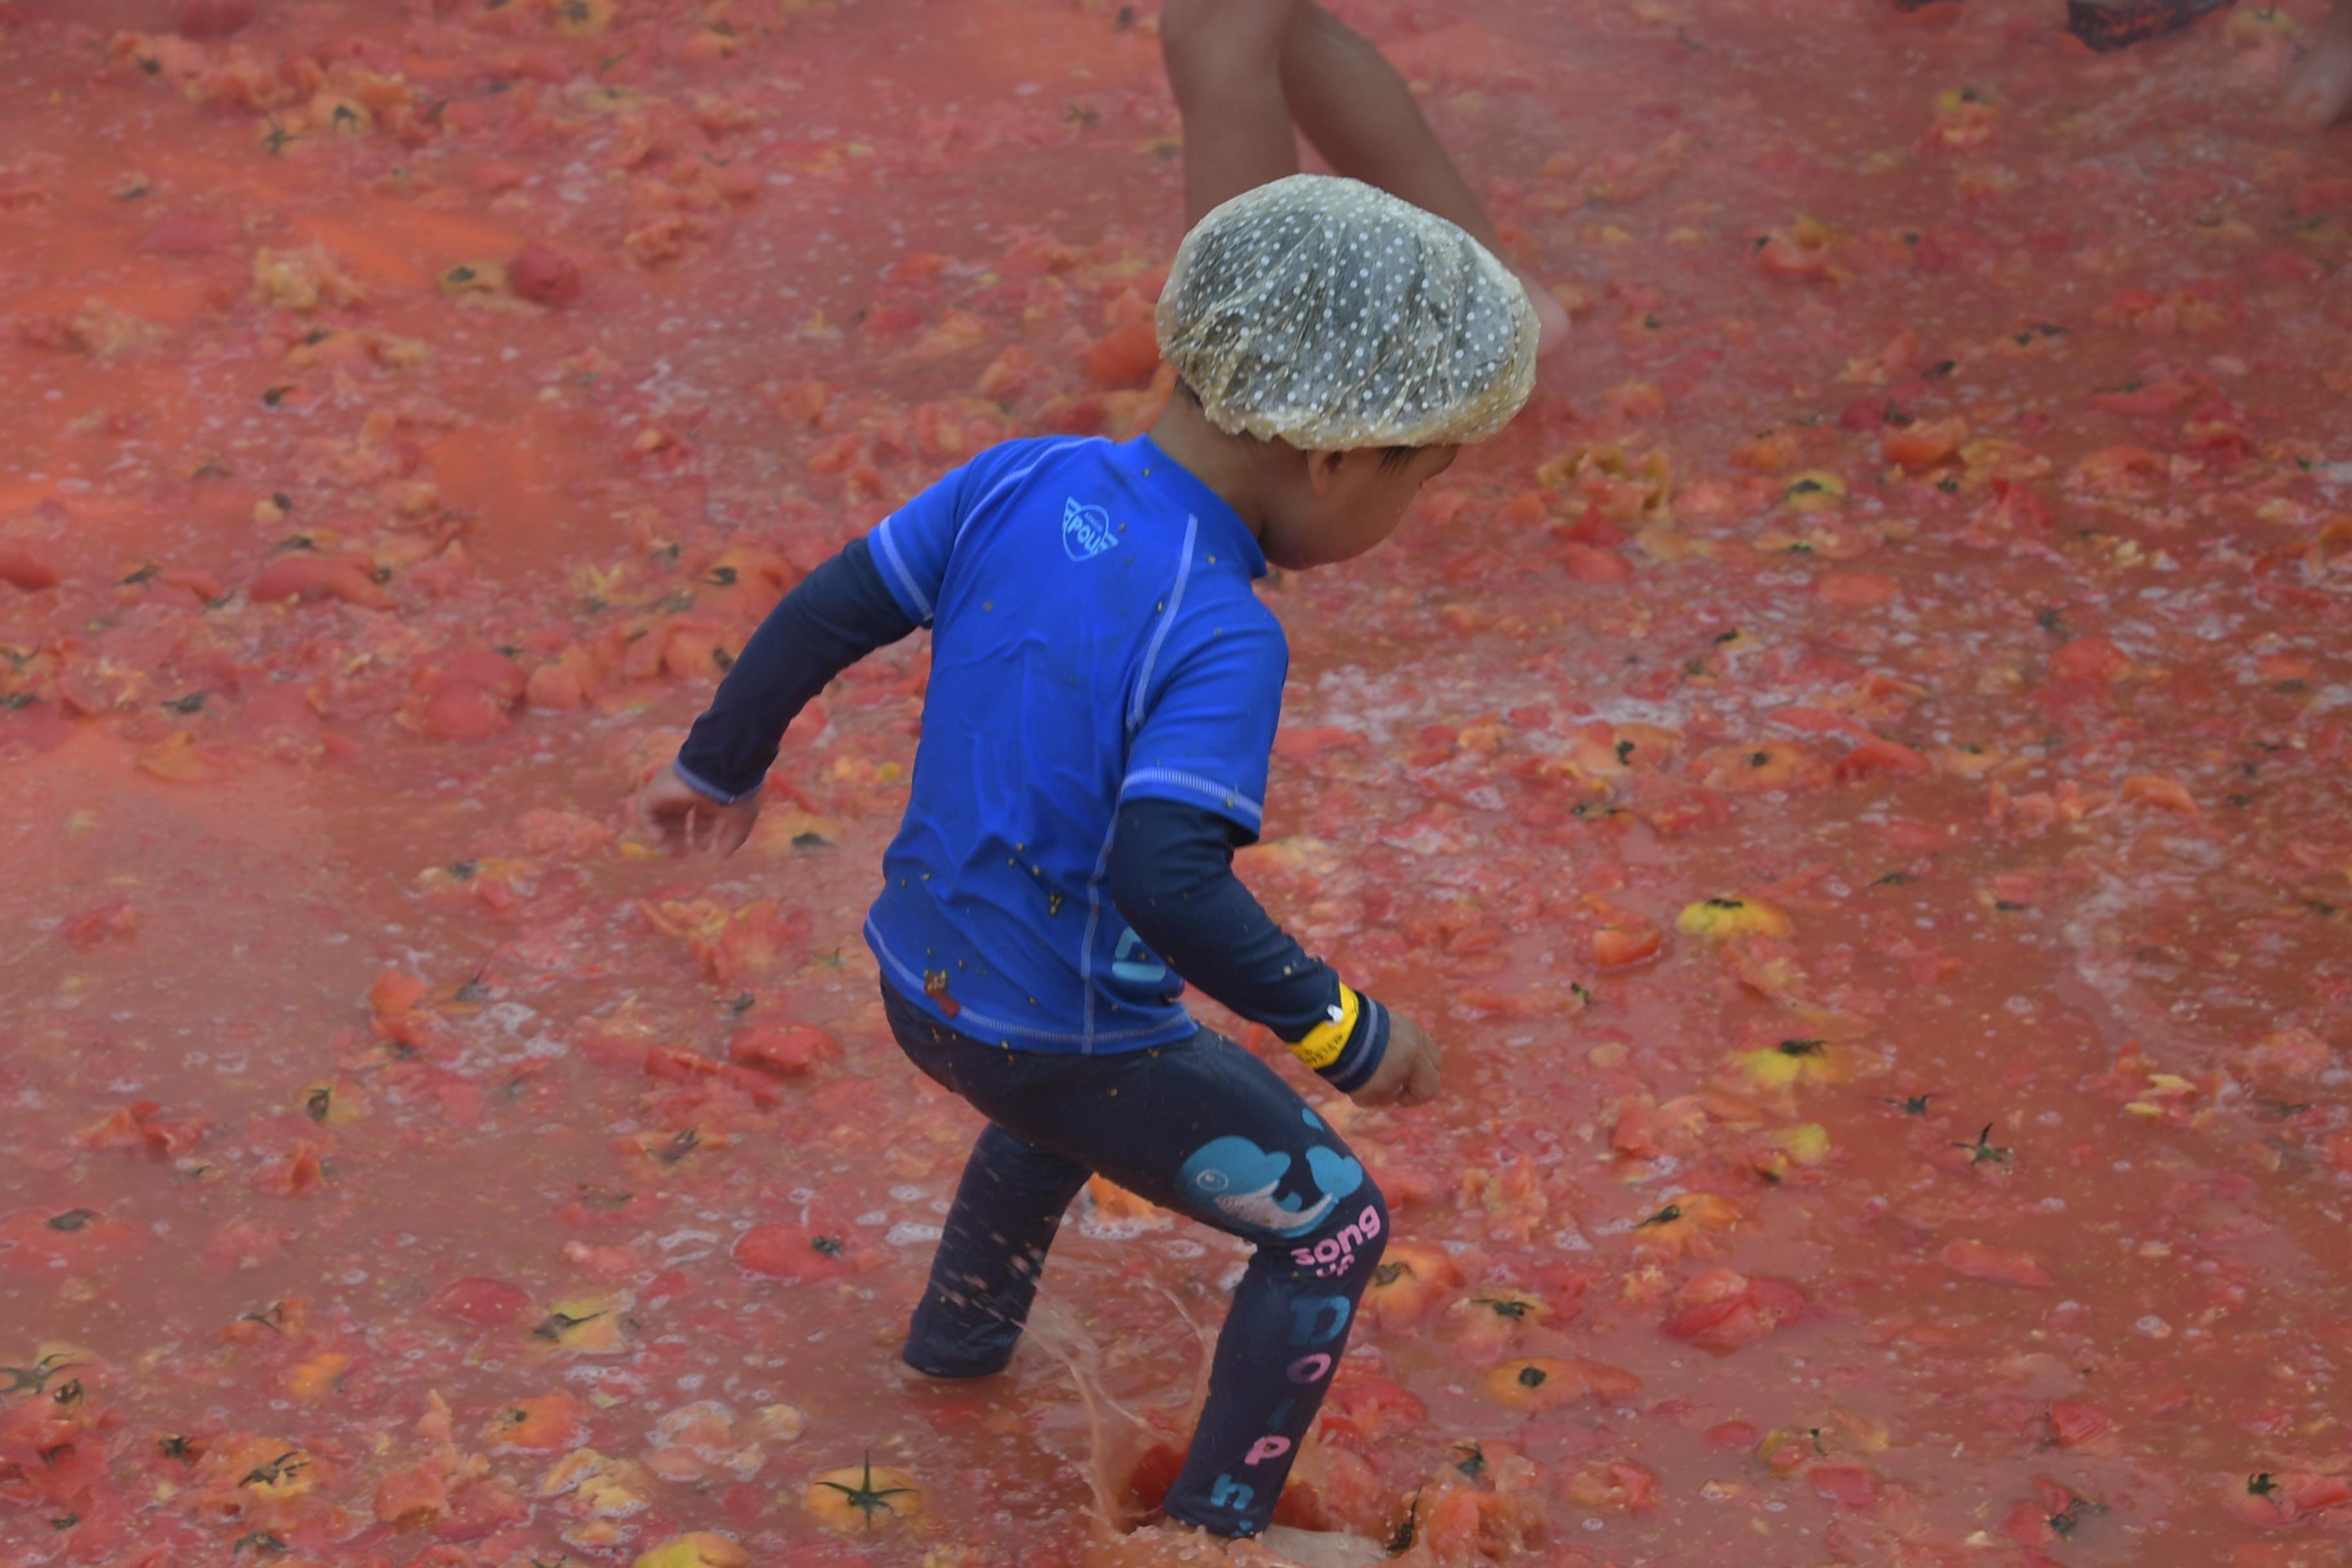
[1155,173,1540,452]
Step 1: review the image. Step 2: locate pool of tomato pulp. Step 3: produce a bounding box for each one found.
[5,0,2351,1563]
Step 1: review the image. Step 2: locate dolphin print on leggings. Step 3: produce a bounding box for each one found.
[1177,1137,1364,1237]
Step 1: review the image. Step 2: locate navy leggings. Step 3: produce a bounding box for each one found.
[882,981,1389,1538]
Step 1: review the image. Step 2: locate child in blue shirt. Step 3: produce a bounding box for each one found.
[638,174,1537,1550]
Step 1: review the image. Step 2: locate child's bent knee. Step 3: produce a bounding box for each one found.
[1282,1180,1387,1280]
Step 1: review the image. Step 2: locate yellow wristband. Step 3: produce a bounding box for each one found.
[1290,985,1360,1072]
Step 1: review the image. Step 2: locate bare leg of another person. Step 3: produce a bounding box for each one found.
[2286,0,2352,125]
[1160,0,1306,224]
[1275,10,1502,250]
[1279,4,1571,354]
[1161,0,1571,355]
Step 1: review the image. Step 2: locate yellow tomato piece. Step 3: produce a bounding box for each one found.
[538,1295,627,1355]
[1738,1048,1805,1087]
[1453,1291,1550,1331]
[439,260,513,297]
[1482,1357,1584,1412]
[805,1460,925,1533]
[1735,1037,1841,1089]
[1769,1123,1832,1166]
[1831,1406,1892,1452]
[634,1533,750,1568]
[1675,896,1795,941]
[297,1080,364,1126]
[540,1449,611,1497]
[579,1465,653,1518]
[282,1353,349,1398]
[1783,470,1847,511]
[1756,1427,1818,1476]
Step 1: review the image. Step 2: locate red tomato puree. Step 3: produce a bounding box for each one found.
[2,1,2349,1565]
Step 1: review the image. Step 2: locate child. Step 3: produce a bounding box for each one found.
[1161,0,1573,358]
[636,174,1537,1551]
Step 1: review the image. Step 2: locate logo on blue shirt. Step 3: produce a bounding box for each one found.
[1061,497,1117,561]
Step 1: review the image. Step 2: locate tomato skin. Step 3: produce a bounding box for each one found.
[1589,900,1663,968]
[2046,1401,2108,1448]
[727,1023,843,1075]
[0,548,60,591]
[250,554,395,611]
[435,651,526,705]
[2294,1475,2352,1514]
[482,1393,587,1453]
[1360,1242,1463,1329]
[2119,774,2197,813]
[1880,415,1967,467]
[1318,1371,1429,1442]
[732,1222,852,1281]
[1558,542,1632,583]
[510,243,582,308]
[1661,1269,1804,1349]
[1834,736,1932,781]
[417,682,510,741]
[1592,925,1660,967]
[1565,1458,1661,1513]
[2219,1473,2351,1529]
[0,1205,146,1273]
[1123,1441,1185,1515]
[2048,634,2130,685]
[77,1099,204,1157]
[1754,232,1828,279]
[369,970,427,1018]
[1975,478,2054,531]
[1483,1357,1589,1412]
[1841,393,1895,430]
[61,899,138,946]
[804,1462,925,1534]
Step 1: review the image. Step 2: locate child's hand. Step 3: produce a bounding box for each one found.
[1349,1012,1442,1108]
[637,761,761,857]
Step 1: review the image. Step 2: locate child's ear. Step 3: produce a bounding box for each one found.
[1304,450,1346,500]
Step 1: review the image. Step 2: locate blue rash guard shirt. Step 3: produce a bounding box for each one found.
[862,433,1284,1051]
[674,433,1389,1088]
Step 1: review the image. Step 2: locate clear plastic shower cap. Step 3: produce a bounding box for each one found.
[1155,173,1539,451]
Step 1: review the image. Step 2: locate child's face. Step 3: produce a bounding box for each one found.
[1262,445,1460,570]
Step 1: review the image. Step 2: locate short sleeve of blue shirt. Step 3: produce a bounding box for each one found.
[865,467,960,625]
[866,440,1059,626]
[1121,617,1287,841]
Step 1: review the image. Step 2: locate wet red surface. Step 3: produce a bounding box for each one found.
[4,1,2351,1565]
